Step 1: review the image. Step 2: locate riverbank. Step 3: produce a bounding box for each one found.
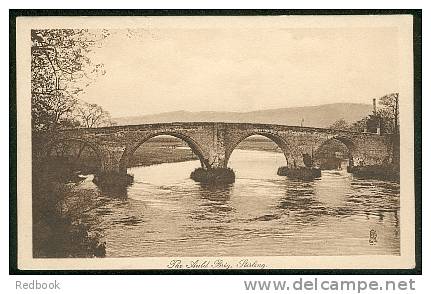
[32,162,106,258]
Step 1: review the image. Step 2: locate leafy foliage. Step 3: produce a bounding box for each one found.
[75,102,114,128]
[31,29,110,132]
[377,93,399,134]
[327,93,399,134]
[328,119,350,131]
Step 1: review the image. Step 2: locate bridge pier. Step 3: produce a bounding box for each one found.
[190,154,235,184]
[188,123,236,184]
[93,145,134,189]
[190,167,235,184]
[276,152,322,180]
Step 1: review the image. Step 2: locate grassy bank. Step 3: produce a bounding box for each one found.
[128,144,199,167]
[126,138,282,168]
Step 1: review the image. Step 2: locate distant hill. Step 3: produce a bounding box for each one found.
[113,103,373,128]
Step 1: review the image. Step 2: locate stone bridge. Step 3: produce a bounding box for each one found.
[43,122,394,179]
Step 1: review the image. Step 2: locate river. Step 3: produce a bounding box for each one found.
[78,149,400,257]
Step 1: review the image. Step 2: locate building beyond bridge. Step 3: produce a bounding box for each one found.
[39,122,395,180]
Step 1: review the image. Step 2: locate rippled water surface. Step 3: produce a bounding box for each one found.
[80,149,400,257]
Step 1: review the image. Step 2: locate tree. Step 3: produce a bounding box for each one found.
[31,29,109,132]
[328,119,350,131]
[378,93,399,134]
[75,102,113,128]
[344,93,399,134]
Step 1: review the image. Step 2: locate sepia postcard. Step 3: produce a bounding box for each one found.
[14,13,418,271]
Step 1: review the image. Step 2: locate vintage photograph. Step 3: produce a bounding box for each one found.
[15,14,416,270]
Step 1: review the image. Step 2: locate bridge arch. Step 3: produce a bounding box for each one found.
[314,136,357,168]
[330,136,356,151]
[119,131,209,172]
[224,132,291,167]
[45,138,104,171]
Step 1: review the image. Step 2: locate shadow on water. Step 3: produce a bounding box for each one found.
[275,179,338,226]
[347,178,400,221]
[110,215,144,226]
[98,185,129,200]
[275,172,400,226]
[197,182,233,202]
[188,183,234,222]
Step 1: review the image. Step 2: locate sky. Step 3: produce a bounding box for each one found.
[79,23,400,118]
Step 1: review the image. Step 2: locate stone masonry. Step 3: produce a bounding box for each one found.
[44,122,394,174]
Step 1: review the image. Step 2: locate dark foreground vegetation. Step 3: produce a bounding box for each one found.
[32,160,106,258]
